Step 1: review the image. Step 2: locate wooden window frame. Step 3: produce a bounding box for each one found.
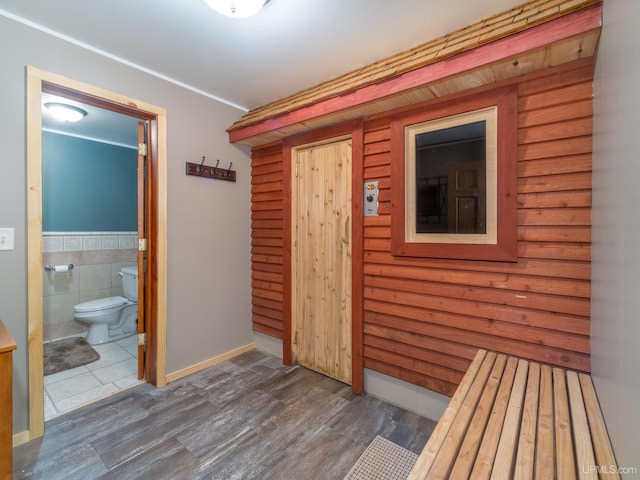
[390,86,518,261]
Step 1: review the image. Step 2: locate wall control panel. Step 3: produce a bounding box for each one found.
[364,181,379,216]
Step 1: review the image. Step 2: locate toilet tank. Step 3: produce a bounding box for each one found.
[120,266,138,302]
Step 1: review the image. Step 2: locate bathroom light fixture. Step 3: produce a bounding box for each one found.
[204,0,269,18]
[44,102,88,123]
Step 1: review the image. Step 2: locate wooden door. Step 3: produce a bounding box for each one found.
[136,121,147,379]
[292,138,352,385]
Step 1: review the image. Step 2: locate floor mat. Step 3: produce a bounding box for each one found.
[344,435,418,480]
[43,336,100,376]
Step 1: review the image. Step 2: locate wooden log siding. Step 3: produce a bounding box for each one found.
[251,145,286,338]
[250,59,593,397]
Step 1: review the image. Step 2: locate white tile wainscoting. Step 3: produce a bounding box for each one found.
[43,232,138,253]
[42,231,137,341]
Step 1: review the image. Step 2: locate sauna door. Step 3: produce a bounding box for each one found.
[292,138,352,385]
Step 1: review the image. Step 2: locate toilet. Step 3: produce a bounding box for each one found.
[73,266,138,345]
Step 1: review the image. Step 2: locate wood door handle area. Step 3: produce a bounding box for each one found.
[341,215,350,245]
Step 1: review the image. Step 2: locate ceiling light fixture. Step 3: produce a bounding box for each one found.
[204,0,269,18]
[44,102,88,123]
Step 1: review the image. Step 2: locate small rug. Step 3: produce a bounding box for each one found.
[344,436,418,480]
[44,337,100,376]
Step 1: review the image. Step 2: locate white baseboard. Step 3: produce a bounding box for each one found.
[165,342,256,384]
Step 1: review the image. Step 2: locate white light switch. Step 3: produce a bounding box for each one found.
[0,228,15,251]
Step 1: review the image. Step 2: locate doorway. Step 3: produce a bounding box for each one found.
[26,66,168,439]
[41,93,144,420]
[291,137,353,385]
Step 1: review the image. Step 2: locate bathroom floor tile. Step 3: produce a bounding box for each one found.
[44,334,141,421]
[47,371,103,402]
[55,383,121,414]
[118,335,138,356]
[86,347,134,370]
[92,341,124,354]
[92,359,138,384]
[44,365,90,386]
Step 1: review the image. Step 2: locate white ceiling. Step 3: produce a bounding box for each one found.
[2,0,526,144]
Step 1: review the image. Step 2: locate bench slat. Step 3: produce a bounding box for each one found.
[449,353,508,479]
[492,358,530,479]
[428,351,498,479]
[469,356,519,480]
[451,354,507,478]
[514,361,540,480]
[413,350,618,480]
[407,349,488,480]
[535,364,555,479]
[578,374,621,480]
[567,371,598,480]
[553,367,577,479]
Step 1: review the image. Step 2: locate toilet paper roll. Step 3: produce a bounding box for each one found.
[54,265,69,274]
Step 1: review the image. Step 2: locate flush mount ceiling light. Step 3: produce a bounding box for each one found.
[204,0,269,18]
[44,102,88,123]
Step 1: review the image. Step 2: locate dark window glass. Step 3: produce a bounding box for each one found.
[415,121,486,234]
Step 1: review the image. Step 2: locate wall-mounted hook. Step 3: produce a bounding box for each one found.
[197,156,206,174]
[185,157,236,182]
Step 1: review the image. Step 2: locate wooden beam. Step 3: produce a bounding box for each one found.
[229,4,601,145]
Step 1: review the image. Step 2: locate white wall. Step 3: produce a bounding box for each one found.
[592,0,640,473]
[0,15,254,435]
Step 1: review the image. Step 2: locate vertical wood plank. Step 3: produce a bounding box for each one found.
[282,144,293,364]
[469,356,519,480]
[566,371,597,480]
[408,349,487,480]
[350,122,365,394]
[428,351,497,479]
[578,374,621,480]
[450,354,507,479]
[535,365,555,480]
[26,69,45,439]
[514,361,540,479]
[492,358,529,479]
[553,367,576,480]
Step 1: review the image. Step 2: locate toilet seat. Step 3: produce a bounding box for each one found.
[74,296,129,313]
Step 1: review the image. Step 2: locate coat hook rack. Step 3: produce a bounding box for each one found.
[186,156,236,182]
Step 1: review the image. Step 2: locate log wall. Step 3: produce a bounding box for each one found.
[250,59,593,397]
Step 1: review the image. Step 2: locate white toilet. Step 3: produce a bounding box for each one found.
[73,266,138,345]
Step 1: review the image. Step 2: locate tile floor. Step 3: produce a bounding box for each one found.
[44,334,143,421]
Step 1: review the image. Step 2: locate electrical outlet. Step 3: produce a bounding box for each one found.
[0,228,15,251]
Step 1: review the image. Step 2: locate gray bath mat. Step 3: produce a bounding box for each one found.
[44,337,100,376]
[344,435,418,480]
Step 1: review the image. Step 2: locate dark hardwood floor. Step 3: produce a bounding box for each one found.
[14,350,436,479]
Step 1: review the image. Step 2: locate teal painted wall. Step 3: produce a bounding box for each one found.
[42,132,137,232]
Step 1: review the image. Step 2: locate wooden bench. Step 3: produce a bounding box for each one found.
[407,349,619,480]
